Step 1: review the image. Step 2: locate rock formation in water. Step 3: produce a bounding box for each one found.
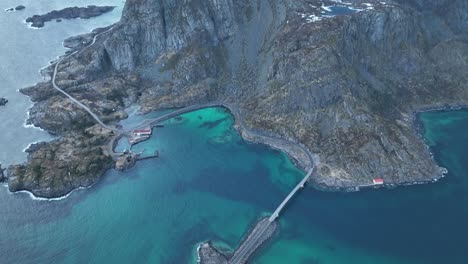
[0,164,5,183]
[197,242,229,264]
[10,0,468,197]
[5,5,25,12]
[7,126,115,198]
[26,5,115,28]
[0,98,8,106]
[115,152,138,171]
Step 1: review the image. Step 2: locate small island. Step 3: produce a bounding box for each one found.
[0,98,8,106]
[26,5,115,28]
[5,5,26,12]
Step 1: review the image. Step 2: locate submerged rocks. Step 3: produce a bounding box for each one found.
[26,5,115,28]
[0,164,5,183]
[0,98,8,106]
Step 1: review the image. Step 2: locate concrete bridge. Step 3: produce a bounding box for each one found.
[51,23,317,264]
[229,167,314,264]
[269,167,314,222]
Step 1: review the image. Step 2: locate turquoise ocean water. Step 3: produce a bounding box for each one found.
[1,107,468,264]
[1,1,468,263]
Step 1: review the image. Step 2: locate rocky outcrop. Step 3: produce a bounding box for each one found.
[13,0,468,198]
[197,242,229,264]
[0,98,7,106]
[115,152,138,171]
[94,0,467,189]
[7,125,114,198]
[26,5,115,28]
[0,164,5,183]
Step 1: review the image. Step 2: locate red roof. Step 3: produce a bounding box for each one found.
[373,178,384,184]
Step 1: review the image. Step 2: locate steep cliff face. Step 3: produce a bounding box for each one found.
[244,0,468,188]
[103,0,238,71]
[12,0,468,197]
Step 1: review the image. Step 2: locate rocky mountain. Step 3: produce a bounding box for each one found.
[9,0,468,197]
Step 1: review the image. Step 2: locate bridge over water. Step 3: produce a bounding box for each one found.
[51,22,316,264]
[228,167,314,264]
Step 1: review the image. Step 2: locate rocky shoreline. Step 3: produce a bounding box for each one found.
[197,242,229,264]
[6,0,468,199]
[7,125,116,198]
[26,5,115,28]
[197,217,278,264]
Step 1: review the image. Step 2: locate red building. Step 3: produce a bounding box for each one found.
[133,128,152,136]
[373,178,384,185]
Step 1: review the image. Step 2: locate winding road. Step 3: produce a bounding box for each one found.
[52,23,317,264]
[51,25,123,133]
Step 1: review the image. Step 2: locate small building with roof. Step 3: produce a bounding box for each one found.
[373,178,384,185]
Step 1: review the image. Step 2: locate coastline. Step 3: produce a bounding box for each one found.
[2,181,93,201]
[410,104,468,180]
[8,6,466,199]
[8,101,461,200]
[222,103,314,170]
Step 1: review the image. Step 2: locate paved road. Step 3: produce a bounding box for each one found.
[51,25,122,133]
[228,219,273,264]
[228,167,313,264]
[52,28,317,262]
[226,112,315,263]
[228,105,314,169]
[130,102,225,130]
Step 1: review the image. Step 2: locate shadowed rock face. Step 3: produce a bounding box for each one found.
[103,0,237,71]
[10,0,468,197]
